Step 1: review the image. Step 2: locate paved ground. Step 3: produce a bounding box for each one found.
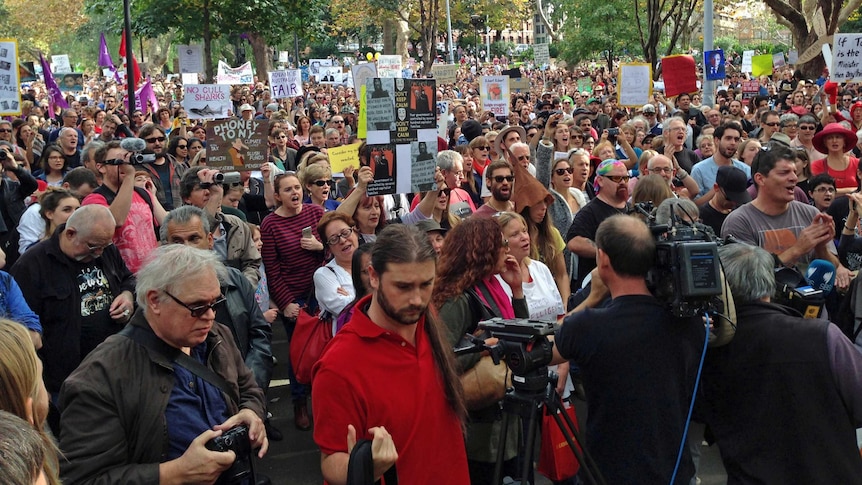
[254,323,728,484]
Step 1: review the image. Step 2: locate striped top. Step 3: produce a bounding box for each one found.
[260,204,325,310]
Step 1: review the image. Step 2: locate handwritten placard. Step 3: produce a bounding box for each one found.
[268,70,303,99]
[377,55,403,78]
[182,84,232,119]
[328,142,362,173]
[206,119,269,170]
[480,76,509,117]
[534,44,550,68]
[431,64,458,84]
[832,34,862,82]
[617,63,652,107]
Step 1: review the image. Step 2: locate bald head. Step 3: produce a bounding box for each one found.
[66,204,116,236]
[596,214,655,277]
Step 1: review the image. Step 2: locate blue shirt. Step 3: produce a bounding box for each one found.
[691,157,751,198]
[165,341,229,460]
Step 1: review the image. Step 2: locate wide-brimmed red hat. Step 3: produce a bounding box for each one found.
[813,123,858,154]
[851,101,862,117]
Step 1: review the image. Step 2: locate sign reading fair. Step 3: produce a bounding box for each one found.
[206,119,269,171]
[182,84,232,119]
[268,70,303,99]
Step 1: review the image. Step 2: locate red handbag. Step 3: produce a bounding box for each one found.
[537,404,581,481]
[289,307,333,385]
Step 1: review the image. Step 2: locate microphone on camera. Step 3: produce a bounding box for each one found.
[120,137,147,153]
[805,259,836,294]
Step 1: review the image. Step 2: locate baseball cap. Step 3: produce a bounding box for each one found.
[239,103,255,112]
[715,166,751,205]
[642,104,656,113]
[265,103,279,112]
[587,98,600,105]
[416,219,448,235]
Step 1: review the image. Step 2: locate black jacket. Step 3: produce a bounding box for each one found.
[10,225,135,392]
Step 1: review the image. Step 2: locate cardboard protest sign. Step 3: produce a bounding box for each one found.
[206,119,269,171]
[216,61,253,84]
[660,55,697,97]
[377,55,403,78]
[431,64,458,84]
[480,76,509,118]
[751,55,773,77]
[52,54,71,73]
[617,63,651,107]
[183,84,232,119]
[268,70,303,99]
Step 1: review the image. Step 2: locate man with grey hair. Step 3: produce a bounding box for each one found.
[698,242,862,483]
[0,410,51,485]
[436,149,477,216]
[57,127,82,168]
[59,244,268,484]
[643,154,699,198]
[11,205,135,407]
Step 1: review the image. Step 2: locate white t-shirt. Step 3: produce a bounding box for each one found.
[496,259,564,323]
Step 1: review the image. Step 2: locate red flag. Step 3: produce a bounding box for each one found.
[119,30,141,89]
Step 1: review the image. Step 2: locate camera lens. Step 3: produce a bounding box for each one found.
[223,437,233,447]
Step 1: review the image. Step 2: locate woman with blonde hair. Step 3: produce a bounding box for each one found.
[0,319,58,485]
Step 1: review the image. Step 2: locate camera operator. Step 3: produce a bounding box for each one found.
[59,245,268,484]
[552,214,705,484]
[698,243,862,483]
[82,140,167,273]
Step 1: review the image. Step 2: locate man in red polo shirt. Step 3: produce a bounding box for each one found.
[312,224,469,484]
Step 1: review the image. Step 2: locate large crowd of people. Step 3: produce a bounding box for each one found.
[2,52,862,484]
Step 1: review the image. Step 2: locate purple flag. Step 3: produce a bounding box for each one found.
[145,76,159,114]
[39,53,69,117]
[99,33,114,68]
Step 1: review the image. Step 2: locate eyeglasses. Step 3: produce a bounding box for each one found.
[439,187,452,196]
[146,136,166,143]
[799,125,816,131]
[164,290,226,318]
[476,146,490,150]
[555,167,574,175]
[813,187,836,194]
[650,166,674,173]
[84,240,113,253]
[332,120,344,124]
[326,227,355,246]
[764,122,780,127]
[782,124,798,129]
[604,175,631,183]
[312,179,336,187]
[0,129,11,133]
[493,175,515,183]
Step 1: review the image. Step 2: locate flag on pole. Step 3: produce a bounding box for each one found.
[39,53,69,117]
[119,30,141,89]
[99,33,122,83]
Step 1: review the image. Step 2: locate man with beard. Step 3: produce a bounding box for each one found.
[726,100,754,134]
[312,224,469,484]
[566,159,631,288]
[691,122,750,204]
[472,160,515,217]
[134,124,186,210]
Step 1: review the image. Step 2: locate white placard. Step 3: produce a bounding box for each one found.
[309,58,332,77]
[534,44,550,68]
[52,54,71,73]
[829,37,862,81]
[182,73,199,85]
[268,70,303,99]
[278,51,289,63]
[182,84,232,119]
[377,55,403,78]
[618,63,652,107]
[319,66,343,84]
[178,44,204,74]
[0,40,22,116]
[480,76,509,118]
[741,50,754,73]
[772,52,786,68]
[788,50,799,65]
[216,61,254,85]
[351,63,378,93]
[437,100,449,140]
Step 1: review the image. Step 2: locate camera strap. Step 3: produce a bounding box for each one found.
[120,324,233,397]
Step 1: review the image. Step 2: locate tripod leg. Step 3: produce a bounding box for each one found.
[547,397,607,485]
[519,401,542,485]
[494,410,511,485]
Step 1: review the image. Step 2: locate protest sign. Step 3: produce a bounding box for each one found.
[309,59,331,77]
[751,55,773,77]
[617,63,651,107]
[480,76,509,118]
[832,34,862,82]
[742,51,754,73]
[357,84,367,139]
[437,100,449,140]
[351,63,377,94]
[534,44,550,68]
[431,64,458,84]
[772,52,786,69]
[58,73,84,92]
[0,40,21,116]
[182,84,232,119]
[52,54,71,73]
[19,61,36,82]
[660,55,697,97]
[741,81,760,104]
[577,77,592,93]
[178,45,204,74]
[328,142,362,173]
[216,61,253,84]
[377,55,403,78]
[182,73,199,85]
[206,119,269,171]
[509,77,530,92]
[788,50,799,64]
[269,70,303,99]
[704,49,725,81]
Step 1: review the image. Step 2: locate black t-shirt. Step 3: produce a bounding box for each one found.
[672,148,700,173]
[827,194,852,246]
[566,197,628,285]
[556,294,704,484]
[63,150,82,169]
[698,202,729,236]
[152,161,173,208]
[74,262,115,358]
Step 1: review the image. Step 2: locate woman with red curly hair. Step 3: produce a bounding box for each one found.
[433,217,527,484]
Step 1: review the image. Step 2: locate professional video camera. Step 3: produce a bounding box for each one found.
[630,202,736,346]
[100,138,160,165]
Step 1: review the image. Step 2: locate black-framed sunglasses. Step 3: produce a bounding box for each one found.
[312,179,336,187]
[146,136,166,143]
[164,290,226,318]
[326,227,355,246]
[493,175,515,183]
[555,167,574,175]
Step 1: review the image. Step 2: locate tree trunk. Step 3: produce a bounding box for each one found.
[383,18,395,55]
[248,32,271,82]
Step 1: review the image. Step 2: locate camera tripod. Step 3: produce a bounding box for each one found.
[492,367,606,485]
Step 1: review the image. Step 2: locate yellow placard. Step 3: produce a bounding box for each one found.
[751,55,774,77]
[328,142,362,173]
[357,84,367,139]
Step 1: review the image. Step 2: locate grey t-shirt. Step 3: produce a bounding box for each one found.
[721,201,836,271]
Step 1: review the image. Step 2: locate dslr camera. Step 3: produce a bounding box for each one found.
[205,425,252,484]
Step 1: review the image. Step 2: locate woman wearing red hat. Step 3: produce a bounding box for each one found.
[811,123,860,195]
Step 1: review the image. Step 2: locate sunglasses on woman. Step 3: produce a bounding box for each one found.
[555,167,574,175]
[312,179,336,187]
